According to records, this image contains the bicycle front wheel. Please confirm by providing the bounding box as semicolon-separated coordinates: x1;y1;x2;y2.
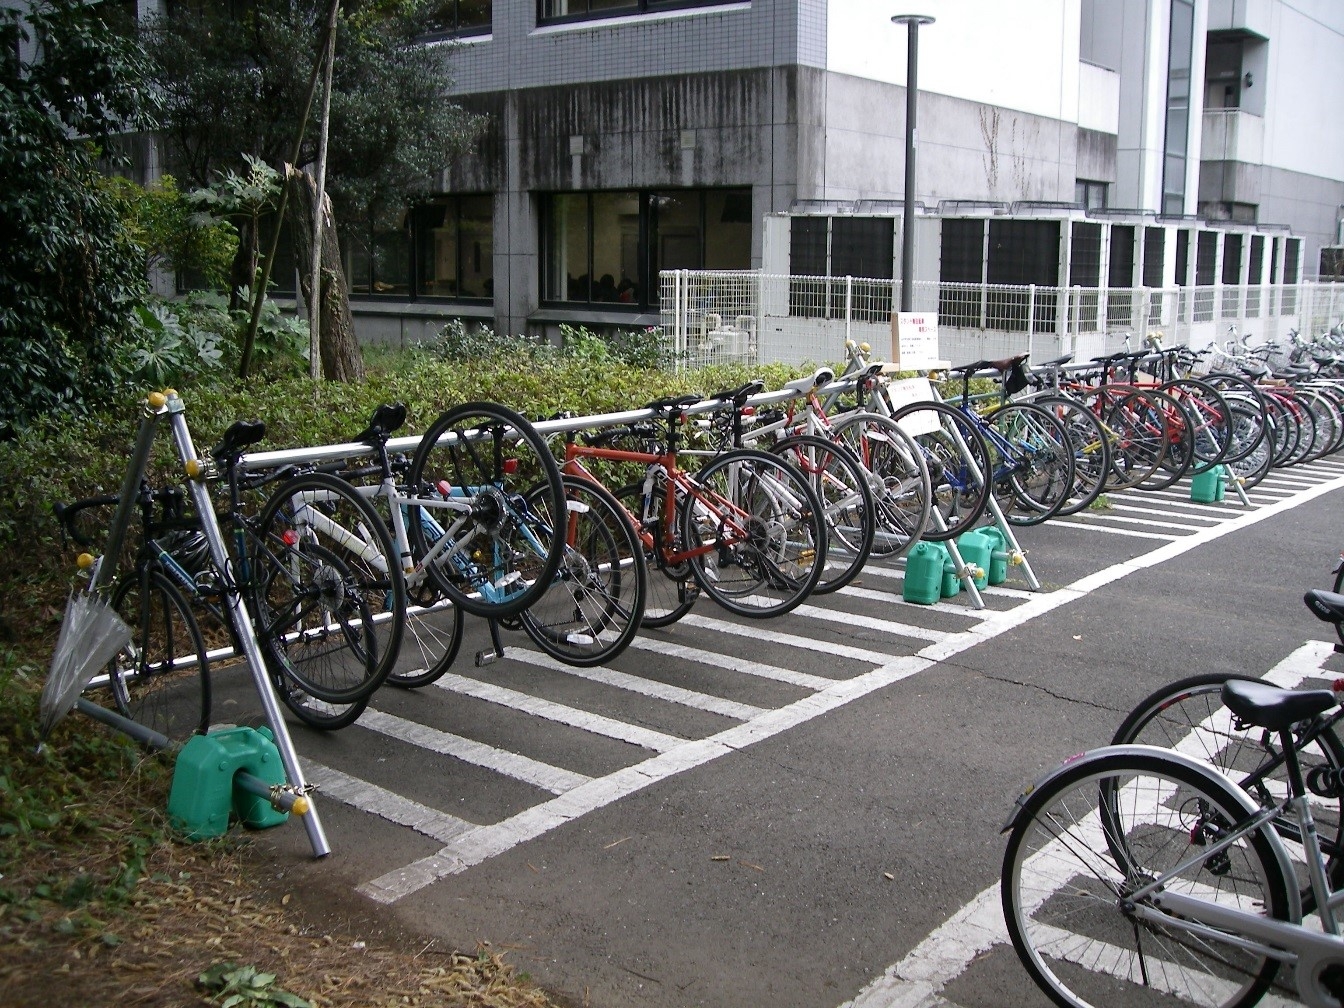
769;433;875;593
681;448;826;618
1002;750;1291;1008
407;402;566;619
614;479;699;628
519;476;647;667
253;470;405;704
828;412;932;560
887;400;991;541
1032;395;1111;516
104;568;211;743
985;401;1075;525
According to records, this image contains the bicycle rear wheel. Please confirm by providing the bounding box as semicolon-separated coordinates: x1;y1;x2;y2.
828;412;932;560
104;568;211;743
1113;671;1344;898
615;480;699;628
769;434;874;593
407;402;566;619
1032;395;1111;516
681;448;826;618
985;401;1075;525
253;471;404;704
1002;750;1290;1008
887;400;991;541
519;476;646;666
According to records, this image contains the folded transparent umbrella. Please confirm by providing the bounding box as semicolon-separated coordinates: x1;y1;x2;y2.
39;591;133;740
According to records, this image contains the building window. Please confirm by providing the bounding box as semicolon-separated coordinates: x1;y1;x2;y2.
1142;227;1166;287
413;195;494;300
1069;222;1102;287
542;187;750;309
538;0;734;26
1161;0;1195;215
346;217;411;297
1074;180;1108;210
424;0;491;37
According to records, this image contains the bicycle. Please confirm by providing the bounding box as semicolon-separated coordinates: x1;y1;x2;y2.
561;393;829;625
1001;589;1344;1008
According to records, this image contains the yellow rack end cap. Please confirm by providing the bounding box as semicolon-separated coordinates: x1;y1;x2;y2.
146;391;167;409
76;553;96;570
291;796;311;816
184;459;204;480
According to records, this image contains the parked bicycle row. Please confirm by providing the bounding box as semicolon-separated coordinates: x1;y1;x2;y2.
56;330;1344;750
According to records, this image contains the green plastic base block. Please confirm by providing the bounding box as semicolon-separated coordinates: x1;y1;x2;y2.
167;725;290;840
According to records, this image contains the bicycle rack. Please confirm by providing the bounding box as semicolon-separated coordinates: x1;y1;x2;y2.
76;390;331;858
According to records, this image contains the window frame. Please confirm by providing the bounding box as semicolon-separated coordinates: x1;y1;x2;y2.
537;0;736;28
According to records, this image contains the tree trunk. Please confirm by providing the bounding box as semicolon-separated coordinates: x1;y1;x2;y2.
227;215;257;314
285;165;364;382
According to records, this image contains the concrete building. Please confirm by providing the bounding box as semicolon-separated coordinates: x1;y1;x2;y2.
273;1;1344;344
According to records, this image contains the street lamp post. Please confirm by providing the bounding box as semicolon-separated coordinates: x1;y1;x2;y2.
892;14;934;313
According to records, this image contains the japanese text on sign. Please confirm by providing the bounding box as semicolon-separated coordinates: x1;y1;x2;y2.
891;312;942;371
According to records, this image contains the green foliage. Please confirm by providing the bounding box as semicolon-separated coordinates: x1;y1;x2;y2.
198;963;313;1008
0;0;161;438
105;175;239;287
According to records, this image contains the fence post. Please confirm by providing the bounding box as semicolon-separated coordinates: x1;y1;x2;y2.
844;275;854;348
1026;283;1035;360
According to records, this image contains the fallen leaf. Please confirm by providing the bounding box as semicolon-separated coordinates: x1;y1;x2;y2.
883;872;894;880
603;836;632;850
710;855;730;862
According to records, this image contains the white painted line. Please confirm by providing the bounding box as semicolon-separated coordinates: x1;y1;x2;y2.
627;636;838;690
1048;520;1180;540
358;472;1344;909
429;672;684;752
840;639;1339;1008
1107;492;1244;515
301;759;478;843
835;584;988;622
787;601;951;643
1101;502;1221;523
1071;510;1211;532
501;646;766;720
355;708;590;794
678;613;897;664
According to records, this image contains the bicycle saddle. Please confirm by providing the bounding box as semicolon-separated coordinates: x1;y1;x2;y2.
782;367;834;394
1305;589;1344;625
1221;678;1337;732
708;379;765;406
353;402;407;445
1034;354;1073;368
211;419;266;461
645;393;703;413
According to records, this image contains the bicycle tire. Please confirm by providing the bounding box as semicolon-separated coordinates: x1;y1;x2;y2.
518;476;647;667
384;583;463;689
1282;392;1319;466
827;412;932;560
1091;389;1167;490
1226;412;1276;491
984;401;1075;525
1295;387;1342;464
271;678;368;731
614;480;699;628
680;448;827;619
1031;395;1111;516
1002;749;1291;1008
1160;378;1234;466
249;530;381;708
769;434;875;594
104;568;211;743
1133;387;1194;489
407;402;566;619
887;399;991;541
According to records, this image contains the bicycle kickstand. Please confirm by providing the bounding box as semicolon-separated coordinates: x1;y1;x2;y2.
476;616;507;667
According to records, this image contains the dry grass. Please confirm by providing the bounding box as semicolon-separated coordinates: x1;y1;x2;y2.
0;663;563;1008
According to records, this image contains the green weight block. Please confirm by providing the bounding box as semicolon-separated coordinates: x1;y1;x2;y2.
167;725;290;840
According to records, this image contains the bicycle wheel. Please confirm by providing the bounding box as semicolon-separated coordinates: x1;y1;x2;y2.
828;412;932;560
1095;390;1167;490
1295;387;1341;464
1226;416;1275;491
1033;396;1111;516
1112;672;1344;898
270;678;368;731
614;480;699;628
1002;749;1291;1008
1161;378;1234;466
985;402;1075;525
1283;393;1319;466
407;402;566;619
1136;388;1194;490
385;583;463;689
104;568;211;743
681;448;826;618
770;434;874;593
887;399;991;541
518;476;646;667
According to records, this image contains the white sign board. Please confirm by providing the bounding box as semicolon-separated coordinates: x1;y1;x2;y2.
884;377;942;437
891;312;942;371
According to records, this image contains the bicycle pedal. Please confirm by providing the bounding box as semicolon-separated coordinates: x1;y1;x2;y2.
475;648;498;667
